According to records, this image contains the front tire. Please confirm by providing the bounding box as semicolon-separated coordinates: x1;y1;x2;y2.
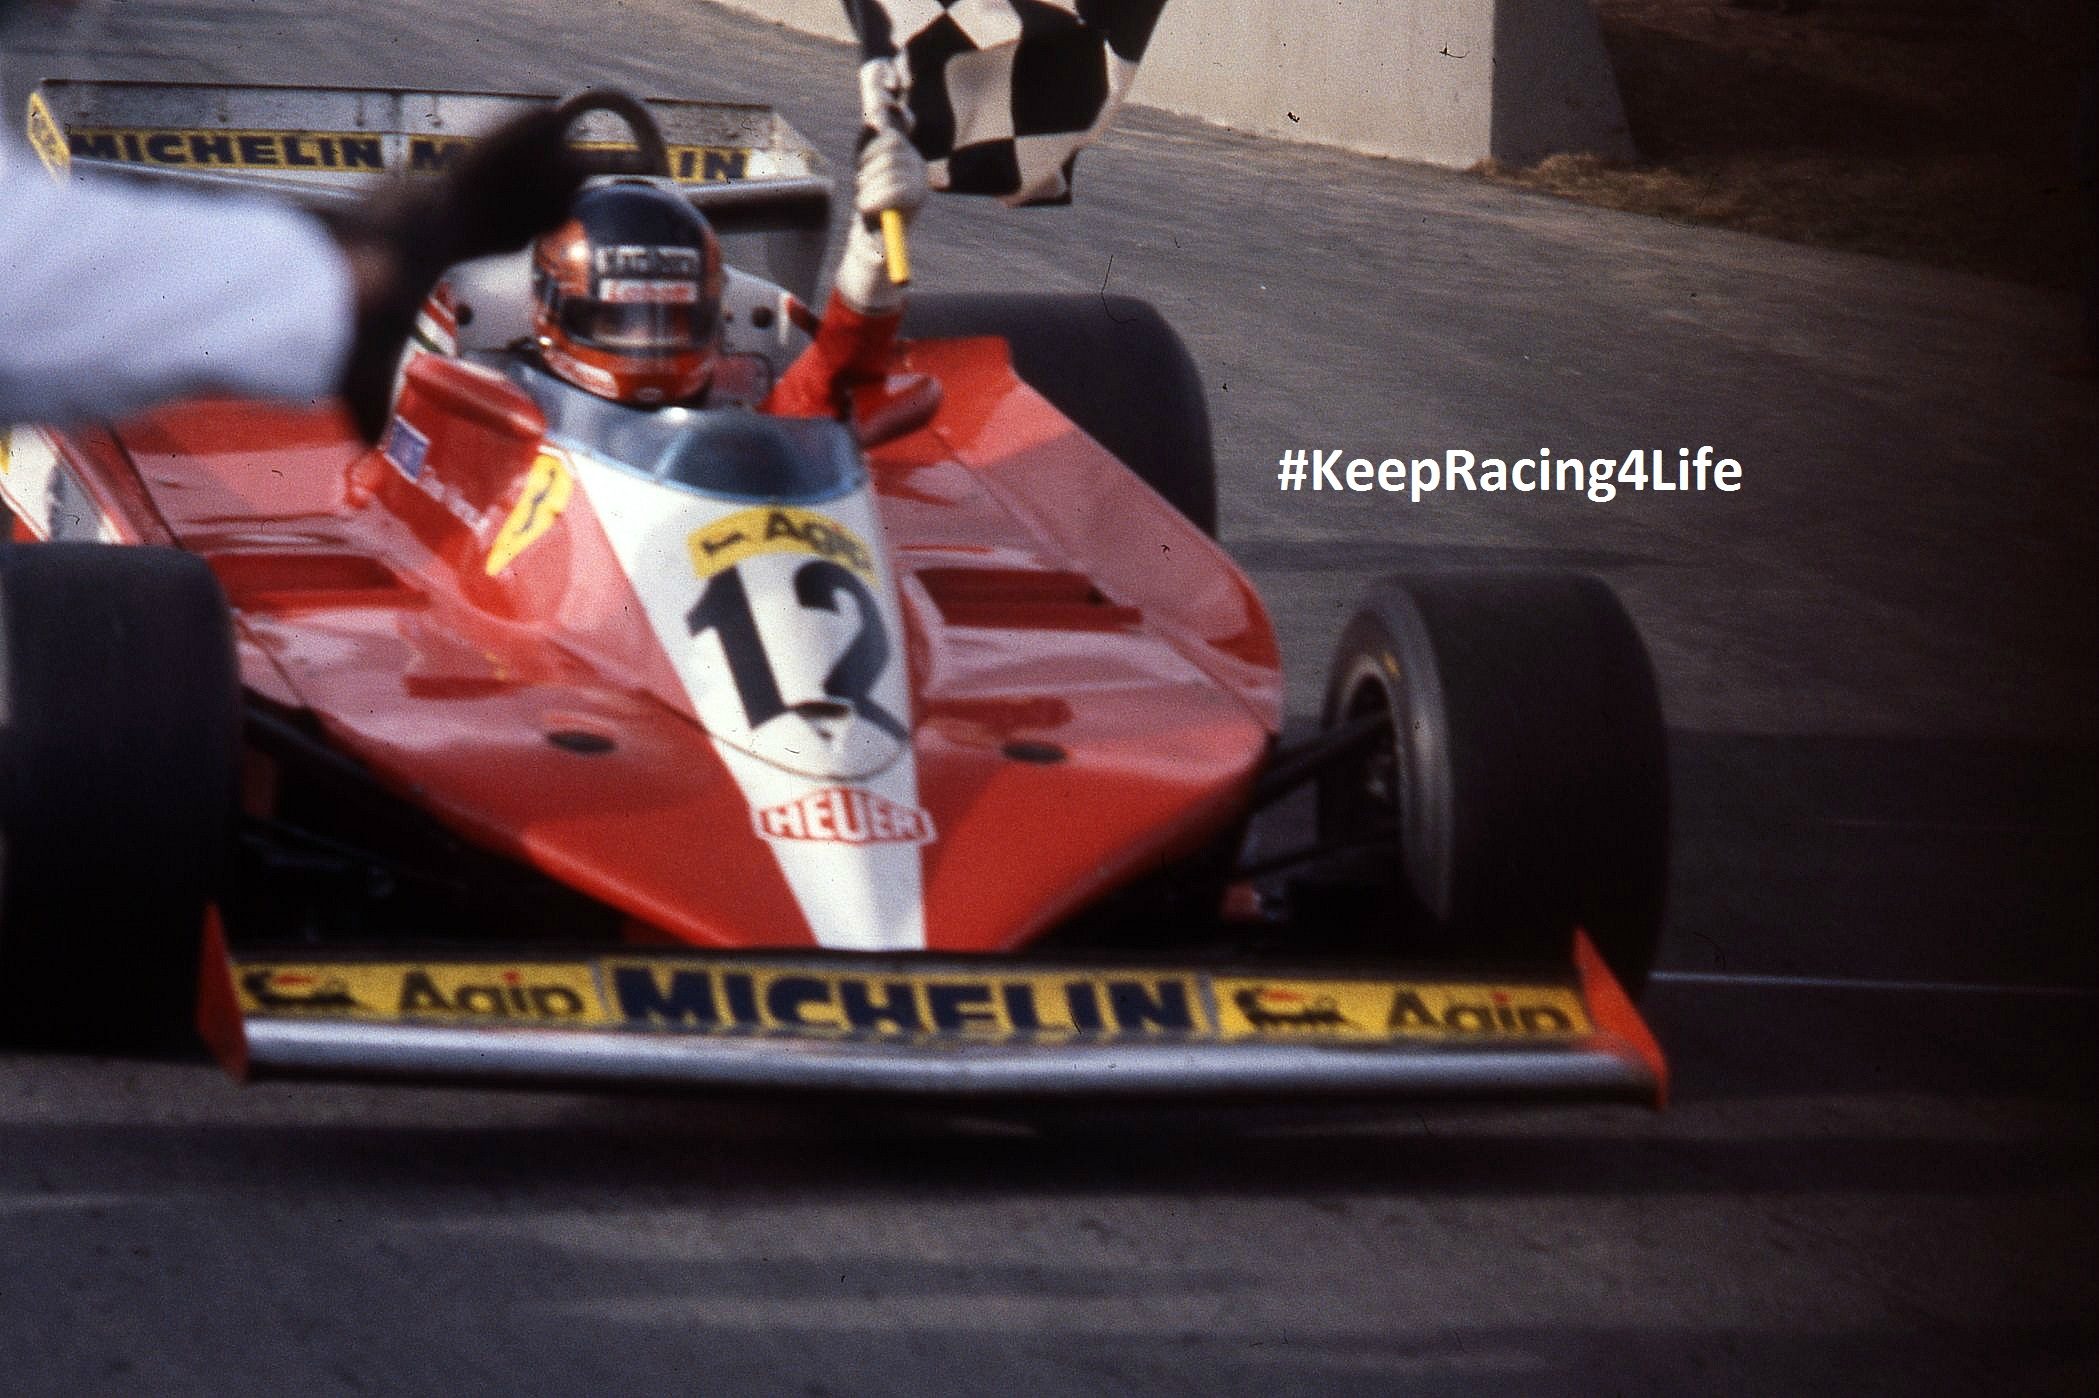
1316;571;1669;994
0;544;241;1049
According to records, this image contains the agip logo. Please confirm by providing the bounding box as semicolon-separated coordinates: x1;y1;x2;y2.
1214;978;1590;1041
1232;985;1352;1032
241;969;363;1012
396;967;598;1020
687;506;876;583
236;962;612;1024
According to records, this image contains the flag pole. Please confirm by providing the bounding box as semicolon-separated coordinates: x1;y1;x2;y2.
880;208;911;285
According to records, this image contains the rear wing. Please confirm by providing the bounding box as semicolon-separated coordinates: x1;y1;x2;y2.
26;80;835;298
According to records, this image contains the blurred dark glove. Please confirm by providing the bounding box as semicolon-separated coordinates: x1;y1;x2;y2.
331;107;587;442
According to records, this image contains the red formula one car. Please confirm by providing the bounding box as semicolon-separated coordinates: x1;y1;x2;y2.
0;83;1669;1104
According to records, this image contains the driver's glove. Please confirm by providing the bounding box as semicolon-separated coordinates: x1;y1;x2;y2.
329;108;587;441
765;66;929;420
833;118;929;317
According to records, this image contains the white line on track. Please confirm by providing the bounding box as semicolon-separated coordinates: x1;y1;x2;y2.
1651;970;2099;999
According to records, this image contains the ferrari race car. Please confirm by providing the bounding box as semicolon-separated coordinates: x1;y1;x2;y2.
0;83;1670;1105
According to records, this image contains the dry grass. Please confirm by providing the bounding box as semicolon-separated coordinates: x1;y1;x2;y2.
1480;0;2098;289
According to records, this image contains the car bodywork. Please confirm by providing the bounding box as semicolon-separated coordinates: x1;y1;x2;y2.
2;82;1667;1105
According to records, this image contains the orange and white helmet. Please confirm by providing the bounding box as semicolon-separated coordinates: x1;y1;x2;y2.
531;181;725;406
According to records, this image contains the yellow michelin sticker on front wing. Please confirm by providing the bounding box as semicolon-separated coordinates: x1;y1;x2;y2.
236;959;1593;1045
607;963;1204;1037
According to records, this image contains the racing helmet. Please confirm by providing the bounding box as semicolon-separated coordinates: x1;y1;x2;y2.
531;181;725;406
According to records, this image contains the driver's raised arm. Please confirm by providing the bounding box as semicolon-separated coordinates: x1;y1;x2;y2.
764;79;930;419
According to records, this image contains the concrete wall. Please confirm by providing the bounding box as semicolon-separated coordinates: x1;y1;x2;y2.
1487;0;1637;165
741;0;852;43
1135;0;1496;169
710;0;1634;169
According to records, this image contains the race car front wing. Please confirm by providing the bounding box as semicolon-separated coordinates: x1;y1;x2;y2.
199;921;1667;1106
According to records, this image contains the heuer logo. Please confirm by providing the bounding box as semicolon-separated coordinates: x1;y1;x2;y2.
753;788;936;846
1234;985;1350;1031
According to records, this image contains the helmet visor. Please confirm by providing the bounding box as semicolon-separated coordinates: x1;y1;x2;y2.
560;278;712;353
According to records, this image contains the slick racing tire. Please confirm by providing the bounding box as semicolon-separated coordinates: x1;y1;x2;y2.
0;544;241;1050
902;293;1218;535
1316;571;1669;995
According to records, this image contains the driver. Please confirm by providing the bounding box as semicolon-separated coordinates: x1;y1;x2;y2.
524;108;929;417
530;179;727;407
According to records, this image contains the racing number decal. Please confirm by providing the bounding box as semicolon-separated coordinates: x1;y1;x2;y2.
795;560;906;739
686;566;786;729
686;558;905;740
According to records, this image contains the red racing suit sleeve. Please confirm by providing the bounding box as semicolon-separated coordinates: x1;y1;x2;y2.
762;291;903;420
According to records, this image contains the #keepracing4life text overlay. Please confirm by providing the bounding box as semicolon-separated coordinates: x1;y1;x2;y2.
1276;447;1743;504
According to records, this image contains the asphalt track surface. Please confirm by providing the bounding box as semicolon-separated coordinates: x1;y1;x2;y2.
4;3;2094;1393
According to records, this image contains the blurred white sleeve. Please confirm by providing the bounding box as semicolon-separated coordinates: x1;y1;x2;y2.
0;139;356;426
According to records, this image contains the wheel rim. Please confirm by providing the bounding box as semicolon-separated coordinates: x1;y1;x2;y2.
1320;659;1402;860
1344;674;1397;825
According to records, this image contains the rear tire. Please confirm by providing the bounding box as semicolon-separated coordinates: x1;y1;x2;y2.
903;293;1218;535
1316;571;1669;994
0;544;241;1049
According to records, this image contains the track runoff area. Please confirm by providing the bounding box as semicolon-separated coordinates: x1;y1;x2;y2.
0;1;2091;1394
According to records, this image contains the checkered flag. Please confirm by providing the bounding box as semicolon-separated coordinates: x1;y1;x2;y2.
843;0;1169;206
